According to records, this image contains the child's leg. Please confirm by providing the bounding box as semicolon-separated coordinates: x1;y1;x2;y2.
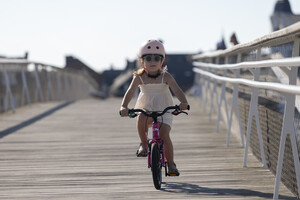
159;123;179;175
158;123;174;163
137;114;152;143
136;114;152;157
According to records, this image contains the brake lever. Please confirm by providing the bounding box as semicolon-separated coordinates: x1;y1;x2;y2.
172;109;188;115
181;111;188;115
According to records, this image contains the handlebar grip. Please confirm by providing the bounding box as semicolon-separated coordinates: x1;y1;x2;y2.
119;110;137;118
187;105;190;110
128;109;139;118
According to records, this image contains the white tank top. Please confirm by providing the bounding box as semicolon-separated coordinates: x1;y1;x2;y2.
135;72;174;111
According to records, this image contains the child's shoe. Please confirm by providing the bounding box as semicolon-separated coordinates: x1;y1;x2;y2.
136;142;147;157
167;163;180;176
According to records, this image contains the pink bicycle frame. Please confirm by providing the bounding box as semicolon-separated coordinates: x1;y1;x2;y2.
147;122;166;168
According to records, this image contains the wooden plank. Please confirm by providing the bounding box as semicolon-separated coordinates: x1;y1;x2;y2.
0;97;296;199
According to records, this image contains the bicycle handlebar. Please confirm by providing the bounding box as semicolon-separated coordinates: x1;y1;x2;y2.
119;105;190;118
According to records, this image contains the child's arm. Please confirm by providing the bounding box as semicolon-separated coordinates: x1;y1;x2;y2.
120;75;140;117
165;72;189;110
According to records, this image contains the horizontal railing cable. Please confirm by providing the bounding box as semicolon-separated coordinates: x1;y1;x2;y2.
193;68;300;95
193;56;300;70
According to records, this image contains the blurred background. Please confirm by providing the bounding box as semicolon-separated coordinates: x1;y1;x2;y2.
1;0;300;97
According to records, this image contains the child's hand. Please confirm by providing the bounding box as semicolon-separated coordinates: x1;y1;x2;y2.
120;106;129;117
179;103;189;110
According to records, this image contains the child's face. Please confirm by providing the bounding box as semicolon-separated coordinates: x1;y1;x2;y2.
141;54;163;73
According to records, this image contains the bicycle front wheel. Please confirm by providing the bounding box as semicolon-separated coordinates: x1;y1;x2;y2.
151;143;162;189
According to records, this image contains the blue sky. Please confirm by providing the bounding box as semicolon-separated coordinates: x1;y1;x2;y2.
1;0;300;72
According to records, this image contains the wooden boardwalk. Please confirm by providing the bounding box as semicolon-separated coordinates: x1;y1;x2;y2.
0;97;297;199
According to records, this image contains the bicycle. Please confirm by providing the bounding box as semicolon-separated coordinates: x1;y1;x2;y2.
121;105;189;189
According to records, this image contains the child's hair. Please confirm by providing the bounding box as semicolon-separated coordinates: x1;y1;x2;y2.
134;68;145;76
134;65;167;77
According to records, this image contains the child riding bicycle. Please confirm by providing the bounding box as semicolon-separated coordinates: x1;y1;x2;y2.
119;39;189;175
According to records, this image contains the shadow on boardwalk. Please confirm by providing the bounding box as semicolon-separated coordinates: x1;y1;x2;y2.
161;182;297;199
0;101;74;139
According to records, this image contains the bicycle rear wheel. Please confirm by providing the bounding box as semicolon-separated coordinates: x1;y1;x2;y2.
151;143;162;189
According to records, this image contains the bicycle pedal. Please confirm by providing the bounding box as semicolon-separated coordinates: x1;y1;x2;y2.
167;173;180;177
169;174;177;176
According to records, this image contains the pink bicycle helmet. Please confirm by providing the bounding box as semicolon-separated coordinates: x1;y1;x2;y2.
139;39;166;58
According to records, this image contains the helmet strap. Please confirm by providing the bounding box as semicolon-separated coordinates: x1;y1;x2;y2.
142;66;160;79
147;72;161;79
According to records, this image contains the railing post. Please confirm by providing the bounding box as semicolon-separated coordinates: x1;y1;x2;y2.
209;68;219;121
217;57;229;133
199;73;204;104
63;71;70;100
34;64;44;102
56;70;62;100
203;72;211;113
71;74;77;100
194;72;203;102
273;37;300;200
243;48;267;168
21;64;30;106
46;66;54;101
3;65;15;112
227;54;245;147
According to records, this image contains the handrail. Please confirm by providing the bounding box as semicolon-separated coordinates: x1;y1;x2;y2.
0;59;29;64
0;59;78;72
192;22;300;200
193;56;300;70
0;58;97;113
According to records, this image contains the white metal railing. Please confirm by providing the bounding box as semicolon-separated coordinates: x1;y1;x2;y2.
192;22;300;199
0;59;96;113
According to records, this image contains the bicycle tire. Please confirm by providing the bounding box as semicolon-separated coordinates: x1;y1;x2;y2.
151;143;162;189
